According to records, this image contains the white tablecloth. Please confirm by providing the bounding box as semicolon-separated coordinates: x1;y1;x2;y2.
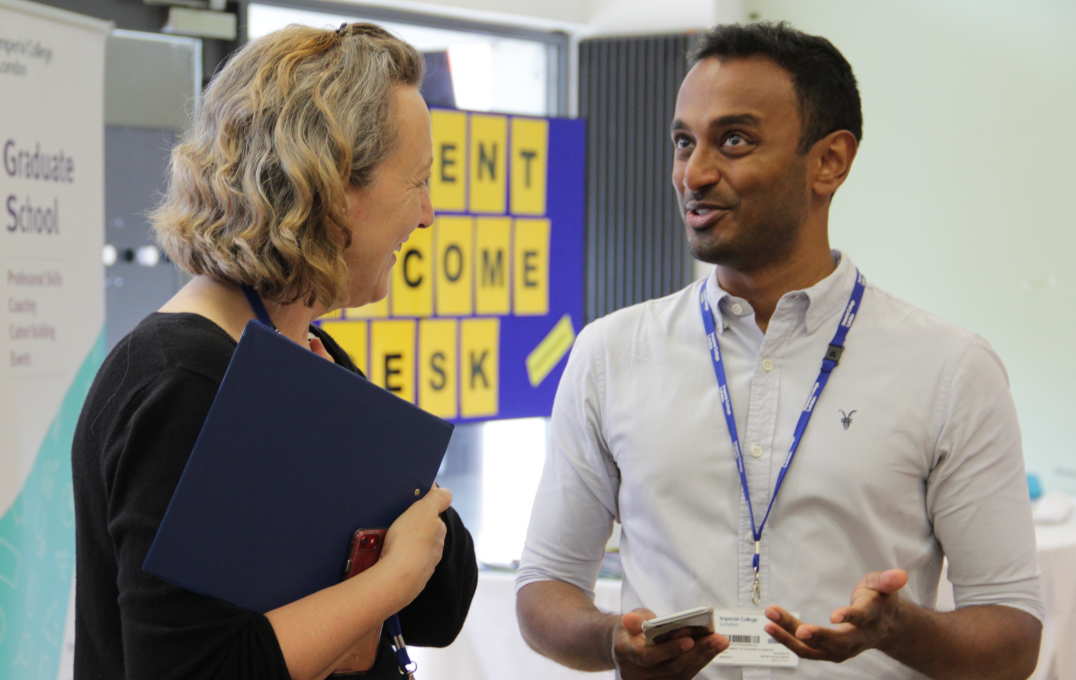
413;515;1076;680
1031;513;1076;679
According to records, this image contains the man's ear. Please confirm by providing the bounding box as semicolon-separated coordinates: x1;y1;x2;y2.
810;130;858;199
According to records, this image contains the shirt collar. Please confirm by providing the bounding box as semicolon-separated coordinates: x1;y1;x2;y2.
704;272;732;333
703;250;858;336
800;251;857;335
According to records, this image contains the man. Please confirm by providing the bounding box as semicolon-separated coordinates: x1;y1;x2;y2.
515;22;1042;680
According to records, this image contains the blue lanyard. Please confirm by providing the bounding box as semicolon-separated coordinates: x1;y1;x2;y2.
241;285;277;330
387;615;417;678
697;269;865;605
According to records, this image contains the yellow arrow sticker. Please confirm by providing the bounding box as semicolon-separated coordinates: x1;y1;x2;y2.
526;314;576;387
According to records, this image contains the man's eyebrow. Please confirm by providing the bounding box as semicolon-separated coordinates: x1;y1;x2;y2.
711;113;761;129
671;113;761;134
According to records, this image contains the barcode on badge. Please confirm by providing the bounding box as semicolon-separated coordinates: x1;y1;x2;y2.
729;635;761;644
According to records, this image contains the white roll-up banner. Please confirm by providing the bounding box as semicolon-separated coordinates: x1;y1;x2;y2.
0;1;109;676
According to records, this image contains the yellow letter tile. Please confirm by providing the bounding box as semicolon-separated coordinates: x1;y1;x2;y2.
511;117;548;215
460;318;499;418
370;320;416;403
391;226;434;318
419;319;458;419
319;320;368;374
434;216;474;317
432;109;468;212
475;217;511;315
513;218;550;316
469;114;508;214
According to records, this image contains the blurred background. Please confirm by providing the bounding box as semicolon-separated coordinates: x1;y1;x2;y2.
3;1;1074;678
30;0;1076;568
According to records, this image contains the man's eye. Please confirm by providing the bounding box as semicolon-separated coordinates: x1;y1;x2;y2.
723;133;749;148
672;135;693;150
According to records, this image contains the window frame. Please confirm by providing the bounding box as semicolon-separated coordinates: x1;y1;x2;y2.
240;0;571;116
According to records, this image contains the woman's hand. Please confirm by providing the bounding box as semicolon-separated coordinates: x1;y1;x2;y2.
380;486;452;603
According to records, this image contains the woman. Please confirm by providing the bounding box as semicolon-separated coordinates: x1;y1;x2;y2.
72;23;477;680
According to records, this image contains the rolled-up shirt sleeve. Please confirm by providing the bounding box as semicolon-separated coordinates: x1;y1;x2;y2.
927;336;1044;622
516;321;621;601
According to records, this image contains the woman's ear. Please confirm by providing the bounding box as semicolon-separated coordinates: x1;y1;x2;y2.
810;130;858;200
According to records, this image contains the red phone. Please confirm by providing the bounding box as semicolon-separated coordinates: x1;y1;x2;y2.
344;528;386;579
337;528;388;673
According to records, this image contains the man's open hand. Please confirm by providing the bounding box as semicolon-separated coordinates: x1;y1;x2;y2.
763;569;908;663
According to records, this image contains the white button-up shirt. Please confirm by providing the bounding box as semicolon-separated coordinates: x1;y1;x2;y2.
518;253;1042;679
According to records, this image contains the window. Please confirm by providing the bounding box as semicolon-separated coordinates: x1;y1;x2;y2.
246;2;567;116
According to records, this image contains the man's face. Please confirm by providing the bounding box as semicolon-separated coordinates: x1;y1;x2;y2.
671;56;810;271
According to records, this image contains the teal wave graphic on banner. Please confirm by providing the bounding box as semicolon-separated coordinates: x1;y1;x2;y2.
0;331;106;679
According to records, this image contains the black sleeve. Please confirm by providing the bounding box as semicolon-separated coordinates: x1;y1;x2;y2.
395;507;478;647
106;369;291;680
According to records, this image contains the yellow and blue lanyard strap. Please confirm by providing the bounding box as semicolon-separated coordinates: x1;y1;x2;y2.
244;284;417;677
697;270;866;604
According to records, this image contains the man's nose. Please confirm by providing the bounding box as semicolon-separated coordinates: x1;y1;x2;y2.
681;147;721;194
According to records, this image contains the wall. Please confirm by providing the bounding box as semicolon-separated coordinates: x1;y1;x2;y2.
748;0;1076;492
585;0;723;35
28;0;167;30
31;0;235;82
306;0;590;29
316;0;736;34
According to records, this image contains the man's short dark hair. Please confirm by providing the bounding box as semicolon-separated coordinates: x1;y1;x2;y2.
689;22;862;153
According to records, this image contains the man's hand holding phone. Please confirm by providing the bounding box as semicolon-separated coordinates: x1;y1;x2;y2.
611;607;729;679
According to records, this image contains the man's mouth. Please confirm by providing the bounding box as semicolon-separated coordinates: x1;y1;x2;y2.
684;203;730;230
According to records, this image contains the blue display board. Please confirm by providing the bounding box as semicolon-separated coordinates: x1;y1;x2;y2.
318;109;585;423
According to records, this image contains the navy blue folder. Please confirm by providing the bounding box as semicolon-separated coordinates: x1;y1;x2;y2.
143;319;454;613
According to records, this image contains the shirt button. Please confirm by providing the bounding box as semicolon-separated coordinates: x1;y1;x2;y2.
750;443;763;458
762;358;774;372
731;302;744;315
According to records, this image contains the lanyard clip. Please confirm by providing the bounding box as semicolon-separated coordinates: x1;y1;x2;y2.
387;615;416;678
821;344;844;373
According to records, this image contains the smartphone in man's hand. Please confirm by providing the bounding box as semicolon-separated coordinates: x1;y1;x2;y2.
642;606;715;644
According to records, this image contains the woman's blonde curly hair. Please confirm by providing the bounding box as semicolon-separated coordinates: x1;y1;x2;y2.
152;23;423;308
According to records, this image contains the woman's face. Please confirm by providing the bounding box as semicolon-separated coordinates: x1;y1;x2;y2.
342;85;434;308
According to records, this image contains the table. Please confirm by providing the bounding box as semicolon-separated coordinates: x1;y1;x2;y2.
409;571;619;680
413;513;1076;680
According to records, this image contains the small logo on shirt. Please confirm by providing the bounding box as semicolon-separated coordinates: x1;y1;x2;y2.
839;410;857;430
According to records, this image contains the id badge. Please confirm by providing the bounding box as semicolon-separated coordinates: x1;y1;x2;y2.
711;609;798;668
